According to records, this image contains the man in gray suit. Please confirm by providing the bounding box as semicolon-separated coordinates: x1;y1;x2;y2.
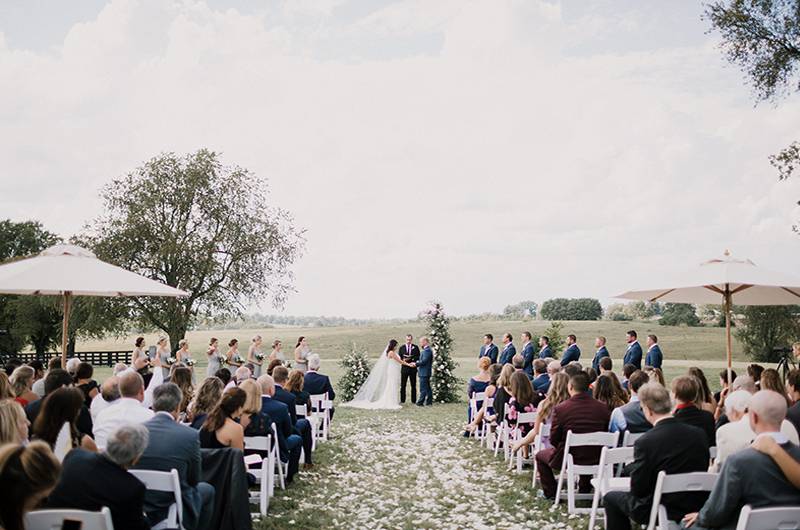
135;383;215;530
683;390;800;530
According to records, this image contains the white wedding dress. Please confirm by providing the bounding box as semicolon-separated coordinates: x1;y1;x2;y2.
343;349;402;410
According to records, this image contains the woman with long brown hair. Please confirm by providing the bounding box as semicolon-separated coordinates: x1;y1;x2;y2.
0;441;61;530
761;368;792;406
188;376;225;429
32;387;96;453
171;366;194;418
512;372;570;452
594;373;627;412
294;336;310;374
285;369;311;411
688;366;717;413
200;387;247;450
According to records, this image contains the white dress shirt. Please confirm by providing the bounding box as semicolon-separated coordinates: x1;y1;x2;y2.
90;393;113;422
715;416;799;470
93;397;154;450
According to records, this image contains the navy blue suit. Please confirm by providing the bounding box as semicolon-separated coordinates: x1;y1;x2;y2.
304;370;336;420
274;384;313;464
499;343;516;365
592;346;610;373
624;341;643;369
260;396;302;482
560;344;581;366
521;342;535;376
645;344;663;369
538;345;553;359
416;346;433;406
479;344;498;364
533;373;550;394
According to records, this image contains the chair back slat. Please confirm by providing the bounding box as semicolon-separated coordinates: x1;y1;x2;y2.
622;430;645;447
647;471;718;530
515;412;537;424
244;435;271;451
735;504;800;530
25;507;114;530
566;430;619;449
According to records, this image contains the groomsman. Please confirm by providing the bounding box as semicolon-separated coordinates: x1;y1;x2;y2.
478;334;498;364
645;334;663;369
399;334;420;404
520;332;535;377
499;333;516;365
624;330;643;369
560;334;581;366
416;337;433;406
592;336;610;373
538;336;553;359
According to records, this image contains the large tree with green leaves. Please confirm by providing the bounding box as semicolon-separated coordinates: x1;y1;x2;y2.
82;149;304;349
734;305;800;361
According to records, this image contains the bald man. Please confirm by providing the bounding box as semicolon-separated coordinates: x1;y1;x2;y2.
684;390;800;529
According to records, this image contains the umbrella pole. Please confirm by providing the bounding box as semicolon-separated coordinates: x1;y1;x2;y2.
61;292;72;369
724;286;732;388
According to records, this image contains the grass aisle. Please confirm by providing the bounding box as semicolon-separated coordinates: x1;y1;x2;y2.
255;404;589;530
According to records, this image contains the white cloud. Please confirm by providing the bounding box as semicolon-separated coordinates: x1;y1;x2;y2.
1;0;799;318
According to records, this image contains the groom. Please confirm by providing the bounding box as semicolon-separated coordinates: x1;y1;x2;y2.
399;334;420;404
416;337;433;406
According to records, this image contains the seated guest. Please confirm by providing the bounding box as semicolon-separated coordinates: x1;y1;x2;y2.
714;390;798;470
511;354;526;373
466;357;492;426
285;369;311;412
266;359;282;377
188;376;224;429
714;368;738;404
751;434;800;488
609;370;652;434
532;359;550;394
256;374;302;483
74;362;99;409
604;383;710;530
464;364;502;433
304;353;336;420
534;372;610;500
747;363;764;389
598;356;613;375
671;376;715;447
643;366;665;387
563;362;582;377
594;373;627;413
240;379;274;440
0;441;61;530
0;400;29;444
200;387;246;450
9;366;39;407
33;387;97;452
171;366;194;418
787;369;800;435
94;370;153;450
0;371;15;400
592;336;610;373
760;368;792;406
273;366;313;468
31;358;60;398
688;367;717;414
716;374;758;429
585;367;598;389
506;371;536;438
47;424;151;530
214;367;232;386
621;363;636;391
90;376;119;421
234;366;251;385
136;383;215;530
24;368;92;439
560;334;581;366
66;357;82;378
683;390;800;529
644;334;662;370
513;372;570;453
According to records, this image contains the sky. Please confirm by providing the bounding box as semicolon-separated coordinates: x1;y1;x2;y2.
2;0;800;319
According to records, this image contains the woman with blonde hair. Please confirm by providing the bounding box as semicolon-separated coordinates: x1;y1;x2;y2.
285;369;311;411
512;372;570;452
0;372;15;400
0;400;29;445
247;335;265;378
156;336;171;378
9;366;38;407
188;376;225;429
240;379;270;438
176;339;196;383
0;441;62;530
644;366;665;386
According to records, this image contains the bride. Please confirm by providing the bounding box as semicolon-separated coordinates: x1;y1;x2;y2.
344;339;414;410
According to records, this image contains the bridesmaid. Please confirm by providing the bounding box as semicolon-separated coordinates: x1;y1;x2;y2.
131;337;150;375
155;336;171;379
206;337;221;378
294;336;310;374
247;335;264;378
176;339;196;384
225;339;243;368
268;339;285;364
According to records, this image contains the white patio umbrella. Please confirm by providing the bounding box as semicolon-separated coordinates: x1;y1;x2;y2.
0;244;188;367
616;250;800;382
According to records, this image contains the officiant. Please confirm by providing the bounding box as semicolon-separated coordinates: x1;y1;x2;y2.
400;334;420;404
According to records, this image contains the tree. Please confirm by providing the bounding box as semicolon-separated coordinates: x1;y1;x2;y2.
420;301;459;403
0;220;59;355
83;150;305;350
540;298;603;320
659;303;701;327
735;305;800;361
543;321;565;355
605;303;633;321
502;300;538;319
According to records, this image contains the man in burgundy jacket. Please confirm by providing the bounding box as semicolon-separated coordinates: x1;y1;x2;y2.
535;371;611;499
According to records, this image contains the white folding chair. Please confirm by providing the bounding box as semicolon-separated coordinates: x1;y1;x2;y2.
554;430;620;514
531;423;551;489
622;430;645;447
708;445;718;467
588;446;635;530
646;471;719;530
243;436;274;515
735;504;800;530
129;468;183;530
310;394;332;441
468;392;486;439
479;395;497;448
246;429;287;491
26;507;114;530
510;412;538;473
493;408;513;458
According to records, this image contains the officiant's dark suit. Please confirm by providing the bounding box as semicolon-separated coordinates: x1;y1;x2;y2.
400;342;420;404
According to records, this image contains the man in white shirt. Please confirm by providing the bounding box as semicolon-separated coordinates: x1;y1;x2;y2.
90;376;120;421
714;389;799;470
93;371;154;450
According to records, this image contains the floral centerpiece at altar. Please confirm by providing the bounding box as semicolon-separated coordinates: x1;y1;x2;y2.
338;346;373;402
419;301;460;403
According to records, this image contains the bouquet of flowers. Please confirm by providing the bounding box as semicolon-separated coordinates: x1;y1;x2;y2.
166;356;177;366
185;358;196;367
255;353;265;361
226;354;245;365
217;353;226;364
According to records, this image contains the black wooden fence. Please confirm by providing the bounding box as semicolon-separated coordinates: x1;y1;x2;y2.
1;351;130;367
